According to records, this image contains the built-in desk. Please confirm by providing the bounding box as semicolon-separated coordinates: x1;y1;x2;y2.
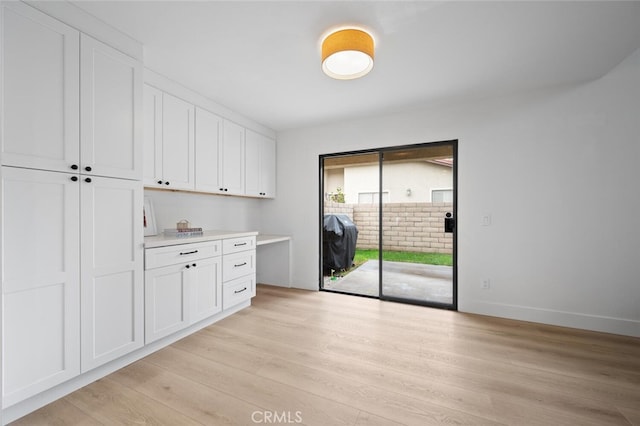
256;234;291;287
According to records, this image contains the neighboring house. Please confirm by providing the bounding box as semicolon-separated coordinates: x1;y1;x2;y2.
325;159;453;204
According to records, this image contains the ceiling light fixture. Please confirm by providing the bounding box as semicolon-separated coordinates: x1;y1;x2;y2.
321;28;374;80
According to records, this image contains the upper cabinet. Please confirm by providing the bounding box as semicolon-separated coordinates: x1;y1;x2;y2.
80;35;142;180
194;107;222;193
220;120;246;195
1;2;80;172
143;85;195;190
144;85;275;198
245;130;276;198
0;3;142;180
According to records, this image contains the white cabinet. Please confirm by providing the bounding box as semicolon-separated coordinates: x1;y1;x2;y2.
144;241;222;343
80;177;144;372
1;167;81;407
245;130;276;198
0;4;141;180
0;168;144;404
0;1;80;173
194;107;223;193
80;35;143;180
143;86;195;190
0;0;144;408
143;85;164;186
220;120;246;195
222;236;256;310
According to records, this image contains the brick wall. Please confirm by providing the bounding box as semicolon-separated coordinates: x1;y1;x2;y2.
324;202;453;254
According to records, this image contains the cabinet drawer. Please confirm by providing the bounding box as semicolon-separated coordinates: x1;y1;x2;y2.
222;236;256;254
222;250;256;282
223;274;255;310
145;240;221;269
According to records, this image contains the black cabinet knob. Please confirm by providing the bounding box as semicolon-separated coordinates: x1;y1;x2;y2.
71;176;78;182
85;177;92;183
224;188;228;192
157;180;163;185
165;181;170;185
70;164;79;170
185;264;190;269
192;263;196;267
219;188;224;191
85;166;92;172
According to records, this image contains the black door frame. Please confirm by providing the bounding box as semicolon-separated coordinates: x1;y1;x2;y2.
319;140;458;311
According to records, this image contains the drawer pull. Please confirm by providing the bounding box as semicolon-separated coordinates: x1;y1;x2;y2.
234;242;247;247
180;250;199;255
234;287;247;294
234;262;247;268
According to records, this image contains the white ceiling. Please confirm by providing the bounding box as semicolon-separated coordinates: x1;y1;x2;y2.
69;1;640;132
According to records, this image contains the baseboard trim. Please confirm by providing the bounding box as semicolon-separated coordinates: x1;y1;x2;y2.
460;300;640;337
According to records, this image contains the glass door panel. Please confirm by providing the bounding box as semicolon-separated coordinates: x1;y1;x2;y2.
321;152;380;297
380;144;455;308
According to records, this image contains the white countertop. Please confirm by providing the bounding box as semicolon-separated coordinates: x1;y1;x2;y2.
256;234;291;246
144;230;259;249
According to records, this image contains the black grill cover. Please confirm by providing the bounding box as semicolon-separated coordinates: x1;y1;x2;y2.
323;214;358;272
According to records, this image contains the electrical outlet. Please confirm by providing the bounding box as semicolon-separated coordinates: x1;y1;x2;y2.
481;278;491;289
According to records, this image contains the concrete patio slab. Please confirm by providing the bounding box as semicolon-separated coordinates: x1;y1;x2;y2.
324;260;453;305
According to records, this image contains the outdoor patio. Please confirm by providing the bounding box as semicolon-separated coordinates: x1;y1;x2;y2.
323;260;453;305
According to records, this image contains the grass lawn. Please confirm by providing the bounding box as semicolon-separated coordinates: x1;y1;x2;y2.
353;249;452;267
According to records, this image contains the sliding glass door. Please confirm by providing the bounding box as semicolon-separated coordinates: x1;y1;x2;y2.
320;141;456;310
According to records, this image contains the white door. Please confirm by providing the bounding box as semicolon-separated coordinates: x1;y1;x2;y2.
190;256;222;324
245;130;276;198
80;34;142;180
0;2;79;173
144;263;190;343
1;167;80;407
221;120;245;195
260;136;276;198
80;176;144;372
194;107;223;193
143;84;164;187
244;130;261;197
162;93;195;190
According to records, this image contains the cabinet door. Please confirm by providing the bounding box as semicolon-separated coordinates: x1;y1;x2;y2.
162;93;195;190
80;34;142;180
245;130;276;198
0;2;79;173
221;120;245;195
190;256;222;324
143;84;164;187
80;176;144;372
260;136;276;198
144;263;190;344
1;167;80;407
194;107;223;193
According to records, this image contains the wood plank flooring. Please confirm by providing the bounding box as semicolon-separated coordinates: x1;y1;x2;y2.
13;285;640;425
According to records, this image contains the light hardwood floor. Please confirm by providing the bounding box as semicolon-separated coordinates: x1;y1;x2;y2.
13;285;640;425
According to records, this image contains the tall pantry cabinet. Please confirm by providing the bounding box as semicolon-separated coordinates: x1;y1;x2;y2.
0;1;144;408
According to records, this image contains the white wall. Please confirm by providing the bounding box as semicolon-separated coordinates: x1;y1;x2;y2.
344;162;452;203
263;48;640;337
